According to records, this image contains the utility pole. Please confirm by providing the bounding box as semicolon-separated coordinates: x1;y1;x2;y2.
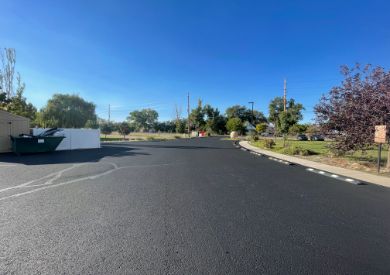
248;101;254;124
187;92;190;137
283;78;287;112
108;104;111;123
283;78;287;148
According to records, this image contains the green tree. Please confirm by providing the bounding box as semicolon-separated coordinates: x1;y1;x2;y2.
5;74;37;121
226;118;244;133
117;122;132;138
85;119;99;129
155;121;176;132
190;99;206;130
256;122;268;134
203;104;226;134
269;97;304;135
100;122;113;138
127;108;158;131
40;94;97;128
225;105;267;125
288;124;308;135
175;119;186;134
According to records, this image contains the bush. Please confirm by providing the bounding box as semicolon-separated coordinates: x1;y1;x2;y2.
174;135;182;139
146;136;155;141
263;139;275;149
280;145;316;156
250;133;259;141
256;123;268;134
226;118;244;133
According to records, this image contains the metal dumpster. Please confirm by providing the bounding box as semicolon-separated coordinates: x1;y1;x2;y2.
10;135;64;154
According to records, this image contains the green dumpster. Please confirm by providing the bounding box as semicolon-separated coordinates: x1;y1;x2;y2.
10;136;65;154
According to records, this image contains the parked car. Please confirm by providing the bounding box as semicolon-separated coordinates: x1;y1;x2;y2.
296;134;308;141
310;134;324;141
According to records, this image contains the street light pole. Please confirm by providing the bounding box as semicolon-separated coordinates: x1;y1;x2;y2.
248;101;254;124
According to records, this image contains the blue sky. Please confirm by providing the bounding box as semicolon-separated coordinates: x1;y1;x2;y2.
1;0;390;122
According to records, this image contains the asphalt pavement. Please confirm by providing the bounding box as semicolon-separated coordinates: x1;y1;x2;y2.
0;137;389;274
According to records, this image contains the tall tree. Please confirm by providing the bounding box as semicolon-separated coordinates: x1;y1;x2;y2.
41;94;97;128
269;97;304;135
315;64;390;164
225;105;266;125
0;48;16;99
6;74;37;121
190;99;205;130
127;108;158;131
203;104;226;134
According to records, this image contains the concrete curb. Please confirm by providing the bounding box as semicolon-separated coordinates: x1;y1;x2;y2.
237;140;390;188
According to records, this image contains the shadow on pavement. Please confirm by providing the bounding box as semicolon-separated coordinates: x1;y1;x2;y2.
121;143;234;150
0;144;149;165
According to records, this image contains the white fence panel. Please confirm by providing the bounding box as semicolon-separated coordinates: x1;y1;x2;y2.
32;128;100;151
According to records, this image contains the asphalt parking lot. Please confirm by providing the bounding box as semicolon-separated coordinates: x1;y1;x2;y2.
1;137;390;274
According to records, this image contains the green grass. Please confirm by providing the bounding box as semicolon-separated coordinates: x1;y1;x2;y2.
100;137;124;142
250;138;388;163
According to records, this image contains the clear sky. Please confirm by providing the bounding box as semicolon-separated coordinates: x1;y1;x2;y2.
1;0;390;122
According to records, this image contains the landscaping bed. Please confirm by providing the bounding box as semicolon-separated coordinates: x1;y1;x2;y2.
250;138;389;176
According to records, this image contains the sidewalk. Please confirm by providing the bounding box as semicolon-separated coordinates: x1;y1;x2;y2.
240;141;390;188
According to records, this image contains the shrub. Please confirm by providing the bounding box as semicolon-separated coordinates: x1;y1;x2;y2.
263;139;275;149
255;123;268;134
226;118;244;133
280;145;316;156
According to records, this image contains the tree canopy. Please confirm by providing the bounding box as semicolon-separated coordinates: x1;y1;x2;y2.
268;97;304;135
127;108;158;131
40;94;97;128
225;105;267;125
315;64;390;153
226;117;244;133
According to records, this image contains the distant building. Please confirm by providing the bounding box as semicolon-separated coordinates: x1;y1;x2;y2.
244;121;256;135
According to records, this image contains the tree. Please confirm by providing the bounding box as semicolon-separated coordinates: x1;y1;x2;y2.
175;119;187;133
288;124;308;135
225;105;267;125
306;124;320;135
85;119;99;129
0;92;9;109
315;64;390;164
0;48;16;99
40;94;97;128
256;122;268;134
203;104;226;134
0;48;37;120
5;74;37;121
226;105;247;120
269;97;304;135
100;122;113;138
117;122;132;138
190;99;206;130
155;121;176;132
226;118;244;133
127;108;158;131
